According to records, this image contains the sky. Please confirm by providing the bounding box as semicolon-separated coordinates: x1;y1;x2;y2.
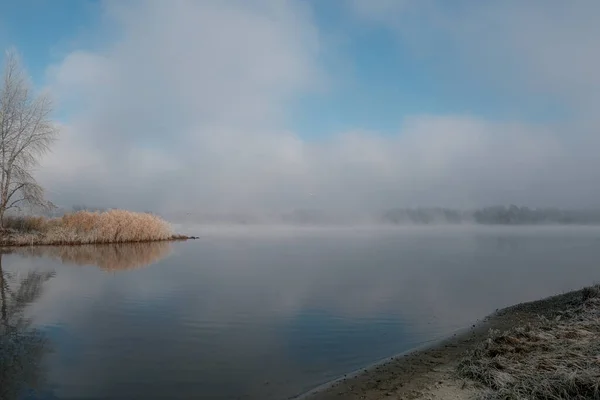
1;0;600;214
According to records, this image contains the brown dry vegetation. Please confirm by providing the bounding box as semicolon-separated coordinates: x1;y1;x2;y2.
12;242;173;271
458;285;600;400
0;210;180;246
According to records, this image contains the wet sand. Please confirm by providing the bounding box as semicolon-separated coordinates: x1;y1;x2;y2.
306;287;593;400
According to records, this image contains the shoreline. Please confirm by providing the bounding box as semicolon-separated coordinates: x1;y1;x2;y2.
294;328;471;400
0;234;198;248
304;285;599;400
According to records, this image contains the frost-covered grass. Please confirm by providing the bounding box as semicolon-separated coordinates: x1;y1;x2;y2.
458;285;600;400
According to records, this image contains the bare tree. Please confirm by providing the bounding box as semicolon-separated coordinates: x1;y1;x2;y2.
0;49;58;228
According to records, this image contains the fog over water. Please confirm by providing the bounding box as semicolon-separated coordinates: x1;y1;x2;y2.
3;226;600;399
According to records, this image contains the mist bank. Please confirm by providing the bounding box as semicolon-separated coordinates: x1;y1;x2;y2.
161;205;600;226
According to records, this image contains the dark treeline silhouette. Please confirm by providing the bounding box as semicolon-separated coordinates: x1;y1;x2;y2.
382;205;600;225
169;205;600;225
381;208;470;224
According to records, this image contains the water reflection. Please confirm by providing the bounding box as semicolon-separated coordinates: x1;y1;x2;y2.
0;253;54;400
3;227;600;400
11;241;173;271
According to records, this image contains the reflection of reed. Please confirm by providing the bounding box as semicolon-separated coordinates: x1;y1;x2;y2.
14;242;173;271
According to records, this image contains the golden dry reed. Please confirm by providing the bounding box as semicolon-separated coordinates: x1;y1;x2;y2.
1;210;175;246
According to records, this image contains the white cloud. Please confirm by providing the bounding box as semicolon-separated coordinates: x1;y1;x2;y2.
37;0;600;214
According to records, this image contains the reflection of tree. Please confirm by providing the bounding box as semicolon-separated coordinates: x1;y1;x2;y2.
12;241;173;271
0;253;54;400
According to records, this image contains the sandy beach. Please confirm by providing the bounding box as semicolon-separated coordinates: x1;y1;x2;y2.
307;285;600;400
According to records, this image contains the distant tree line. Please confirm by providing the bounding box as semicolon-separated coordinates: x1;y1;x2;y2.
381;208;470;224
381;205;600;225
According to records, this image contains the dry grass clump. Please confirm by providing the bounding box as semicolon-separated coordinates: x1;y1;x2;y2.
14;242;173;271
58;210;173;243
1;210;175;246
457;285;600;400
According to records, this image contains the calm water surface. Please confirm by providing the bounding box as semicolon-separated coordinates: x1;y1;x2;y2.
2;226;600;400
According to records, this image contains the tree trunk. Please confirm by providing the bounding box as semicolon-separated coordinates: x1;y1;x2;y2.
0;254;8;328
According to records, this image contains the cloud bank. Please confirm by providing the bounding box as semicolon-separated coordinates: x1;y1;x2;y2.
37;0;600;214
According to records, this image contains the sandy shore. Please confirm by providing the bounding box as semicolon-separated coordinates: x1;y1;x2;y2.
306;285;600;400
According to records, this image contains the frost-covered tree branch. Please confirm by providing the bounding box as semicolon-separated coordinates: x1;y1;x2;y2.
0;49;58;227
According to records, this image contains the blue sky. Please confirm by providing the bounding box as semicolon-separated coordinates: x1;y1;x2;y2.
1;0;568;138
0;1;100;82
1;1;599;212
293;1;569;137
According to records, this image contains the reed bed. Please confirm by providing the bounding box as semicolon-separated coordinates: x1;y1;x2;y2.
457;285;600;400
1;210;176;246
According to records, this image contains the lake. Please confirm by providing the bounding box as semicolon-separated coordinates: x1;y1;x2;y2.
2;225;600;400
